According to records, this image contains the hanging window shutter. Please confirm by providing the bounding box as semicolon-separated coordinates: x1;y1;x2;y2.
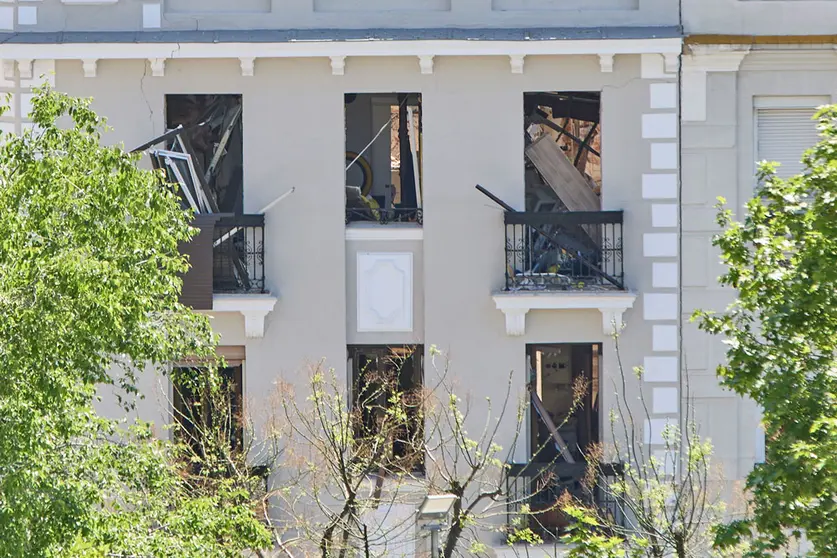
756;107;820;179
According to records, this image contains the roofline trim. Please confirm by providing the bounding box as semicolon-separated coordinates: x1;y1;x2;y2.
0;37;682;62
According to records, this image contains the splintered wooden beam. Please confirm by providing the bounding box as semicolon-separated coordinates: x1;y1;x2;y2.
529;383;576;464
525;135;600;212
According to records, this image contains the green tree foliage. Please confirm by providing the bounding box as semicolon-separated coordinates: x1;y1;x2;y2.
0;88;270;556
558;337;727;558
696;106;837;555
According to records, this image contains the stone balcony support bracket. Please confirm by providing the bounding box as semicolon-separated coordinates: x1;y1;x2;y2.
211;293;278;338
492;291;638;337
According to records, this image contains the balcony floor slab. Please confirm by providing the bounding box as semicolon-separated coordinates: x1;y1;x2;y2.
492;290;637;336
209;293;278;338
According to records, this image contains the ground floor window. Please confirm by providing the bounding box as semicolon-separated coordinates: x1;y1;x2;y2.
348;345;424;473
172;364;244;459
523;343;604;536
528;343;600;463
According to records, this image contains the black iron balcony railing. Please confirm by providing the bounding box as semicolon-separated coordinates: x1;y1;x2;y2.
345;207;422;225
213;214;266;294
180;213;265;310
505;461;625;541
504;211;624;291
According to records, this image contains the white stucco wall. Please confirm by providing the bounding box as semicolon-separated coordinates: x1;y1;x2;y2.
45;51;679;471
681;46;837;483
684;0;837;36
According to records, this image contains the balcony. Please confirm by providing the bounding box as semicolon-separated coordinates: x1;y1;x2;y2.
505;461;625;542
493;210;635;336
181;213;276;338
504;210;624;292
212;214;266;294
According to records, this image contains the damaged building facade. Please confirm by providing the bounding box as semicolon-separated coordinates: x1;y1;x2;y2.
0;0;826;554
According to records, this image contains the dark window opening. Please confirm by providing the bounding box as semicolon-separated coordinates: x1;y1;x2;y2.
518;343;614;537
528;343;600;463
345;93;423;225
172;365;244;469
524;92;601;213
348;345;424;473
163;94;244;214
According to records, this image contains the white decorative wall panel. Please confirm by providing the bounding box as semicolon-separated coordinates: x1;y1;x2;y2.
357;253;413;332
642;173;677;199
142;3;161;28
651;143;678;169
643;293;678;320
652;262;678;288
652;387;679;414
17;6;36;25
0;6;13;30
643;356;678;382
642;113;678;139
315;0;450;12
649;83;677;109
652;325;678;352
651;203;678;228
643;233;678;257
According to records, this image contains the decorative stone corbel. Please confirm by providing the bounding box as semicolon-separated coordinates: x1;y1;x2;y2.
418;55;434;75
502;308;529;336
509;54;525;74
16;59;33;80
598;54;614;73
242;309;272;338
239;57;255;77
212;294;278;339
330;56;346;76
601;308;629;335
663;53;679;74
82;59;98;78
2;60;15;81
149;58;166;77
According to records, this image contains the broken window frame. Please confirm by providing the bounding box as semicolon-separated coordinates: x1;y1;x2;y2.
136;95;270;298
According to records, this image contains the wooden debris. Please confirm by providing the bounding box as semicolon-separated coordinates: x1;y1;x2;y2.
525;135;600;212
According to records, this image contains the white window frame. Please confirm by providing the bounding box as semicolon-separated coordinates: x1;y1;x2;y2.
752;95;831;181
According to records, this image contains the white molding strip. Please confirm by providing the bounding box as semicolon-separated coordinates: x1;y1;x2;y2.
345;224;423;241
0;38;682;62
492;291;637;336
211;293;278;338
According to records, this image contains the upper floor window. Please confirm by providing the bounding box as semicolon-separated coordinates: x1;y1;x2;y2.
524;91;602;213
163;94;244;214
502;92;624;291
755;96;828;180
345;93;423;226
